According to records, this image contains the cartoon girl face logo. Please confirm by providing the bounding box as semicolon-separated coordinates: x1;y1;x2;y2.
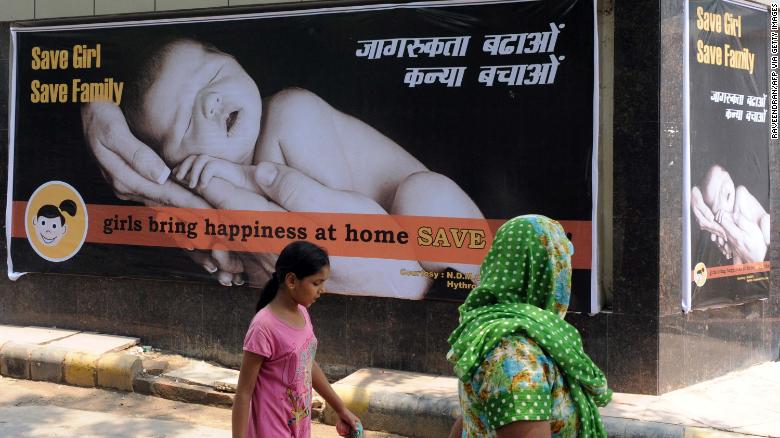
33;200;77;246
25;182;88;262
693;262;708;287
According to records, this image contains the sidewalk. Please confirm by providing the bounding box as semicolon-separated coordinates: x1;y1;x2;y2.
0;405;230;437
1;324;777;437
601;362;780;437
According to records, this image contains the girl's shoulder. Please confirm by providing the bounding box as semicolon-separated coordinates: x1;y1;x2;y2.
245;309;273;338
250;307;273;326
298;304;312;325
250;305;312;332
248;308;283;334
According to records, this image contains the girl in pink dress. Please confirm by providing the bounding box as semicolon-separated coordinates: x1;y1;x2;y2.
232;241;361;438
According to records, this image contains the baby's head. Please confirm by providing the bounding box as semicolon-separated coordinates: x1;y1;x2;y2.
701;165;735;214
122;38;262;167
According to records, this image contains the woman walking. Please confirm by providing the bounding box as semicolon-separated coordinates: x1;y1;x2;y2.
447;215;611;437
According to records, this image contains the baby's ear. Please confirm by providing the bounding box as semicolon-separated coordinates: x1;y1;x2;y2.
32;217;37;225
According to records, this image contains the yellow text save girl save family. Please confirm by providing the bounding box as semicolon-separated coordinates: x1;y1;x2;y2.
29;44;124;105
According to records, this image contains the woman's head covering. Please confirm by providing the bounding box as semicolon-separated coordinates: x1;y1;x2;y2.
447;215;611;438
459;214;573;318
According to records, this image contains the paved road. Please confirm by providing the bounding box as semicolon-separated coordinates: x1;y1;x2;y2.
0;376;403;437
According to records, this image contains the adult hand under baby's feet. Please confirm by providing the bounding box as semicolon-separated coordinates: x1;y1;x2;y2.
710;233;732;260
187;248;245;286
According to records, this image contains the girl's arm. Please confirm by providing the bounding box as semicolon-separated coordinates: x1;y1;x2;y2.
232;351;264;438
312;361;361;435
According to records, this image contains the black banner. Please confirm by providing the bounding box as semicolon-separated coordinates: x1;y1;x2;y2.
8;0;597;309
687;0;770;310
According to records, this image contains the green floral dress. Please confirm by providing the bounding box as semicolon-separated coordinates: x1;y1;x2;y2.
458;335;580;438
448;216;611;438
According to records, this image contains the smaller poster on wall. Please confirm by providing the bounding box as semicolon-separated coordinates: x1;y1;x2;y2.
684;0;770;311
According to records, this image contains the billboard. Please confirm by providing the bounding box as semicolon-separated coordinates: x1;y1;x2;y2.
7;0;598;310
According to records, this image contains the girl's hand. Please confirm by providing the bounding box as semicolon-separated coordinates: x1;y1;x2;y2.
335;409;361;437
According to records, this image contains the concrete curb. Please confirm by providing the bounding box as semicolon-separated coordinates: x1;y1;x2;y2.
133;375;234;408
683;426;766;438
0;335;232;408
0;342;36;379
97;352;142;391
603;417;768;438
316;368;772;438
321;377;459;438
30;345;68;383
0;342;143;393
63;351;101;387
604;417;685;438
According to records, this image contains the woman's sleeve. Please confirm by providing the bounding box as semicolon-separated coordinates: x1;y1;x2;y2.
243;320;274;359
477;338;554;429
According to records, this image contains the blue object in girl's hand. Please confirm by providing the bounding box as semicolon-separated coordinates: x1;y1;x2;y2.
348;420;364;438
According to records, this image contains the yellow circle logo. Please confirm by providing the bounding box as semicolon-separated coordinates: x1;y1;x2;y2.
24;181;88;262
693;262;708;287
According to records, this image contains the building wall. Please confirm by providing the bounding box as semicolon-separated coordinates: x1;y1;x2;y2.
656;0;780;392
0;0;312;21
1;0;778;394
0;0;603;383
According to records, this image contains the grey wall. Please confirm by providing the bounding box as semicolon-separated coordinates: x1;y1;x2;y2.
656;0;780;393
0;0;317;22
0;1;618;388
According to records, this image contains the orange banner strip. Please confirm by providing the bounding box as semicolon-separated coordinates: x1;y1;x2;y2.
12;202;592;268
695;261;771;280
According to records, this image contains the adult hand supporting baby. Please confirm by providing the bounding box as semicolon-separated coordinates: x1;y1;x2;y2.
252;162;387;214
82;102;246;285
690;186;732;259
83;102;175;202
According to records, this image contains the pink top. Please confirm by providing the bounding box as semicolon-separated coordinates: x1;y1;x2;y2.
243;305;318;438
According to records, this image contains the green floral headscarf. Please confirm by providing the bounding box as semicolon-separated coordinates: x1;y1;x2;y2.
447;215;611;438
